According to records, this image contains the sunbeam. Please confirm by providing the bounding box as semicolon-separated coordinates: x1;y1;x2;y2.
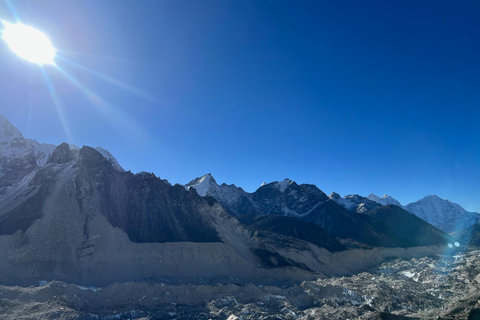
57;49;142;64
5;0;19;21
55;65;149;143
56;54;155;101
55;65;111;114
41;68;73;143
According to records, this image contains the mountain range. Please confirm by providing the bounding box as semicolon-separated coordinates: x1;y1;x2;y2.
0;114;473;287
366;192;479;234
187;172;480;235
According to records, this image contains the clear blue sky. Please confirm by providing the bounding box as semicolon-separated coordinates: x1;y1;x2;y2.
0;0;479;211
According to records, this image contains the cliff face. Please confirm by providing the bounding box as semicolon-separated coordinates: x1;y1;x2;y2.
72;146;222;244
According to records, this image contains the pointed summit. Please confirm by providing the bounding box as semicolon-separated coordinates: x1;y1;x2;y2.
0;114;56;166
185;173;218;196
0;113;26;148
329;192;341;200
0;114;56;194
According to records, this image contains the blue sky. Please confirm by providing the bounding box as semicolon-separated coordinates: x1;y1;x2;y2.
0;0;479;211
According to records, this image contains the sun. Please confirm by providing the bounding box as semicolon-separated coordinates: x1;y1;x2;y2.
1;20;56;66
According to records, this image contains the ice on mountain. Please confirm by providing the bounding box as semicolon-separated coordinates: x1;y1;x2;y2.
367;193;402;206
186;173;216;197
329;193;357;211
275;178;292;192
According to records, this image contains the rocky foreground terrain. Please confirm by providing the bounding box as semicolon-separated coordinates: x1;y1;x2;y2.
1;247;479;320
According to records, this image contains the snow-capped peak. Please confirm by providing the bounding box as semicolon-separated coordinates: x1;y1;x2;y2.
330;193;382;213
0;114;126;171
367;193;402;207
0;114;55;166
404;195;480;233
257;178;295;193
25;139;56;167
185;173;218;196
408;195;467;214
276;178;293;192
329;192;357;211
0;113;24;146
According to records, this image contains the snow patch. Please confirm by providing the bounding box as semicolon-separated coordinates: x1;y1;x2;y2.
78;285;101;292
276;179;293;193
401;271;416;278
367;193;402;206
186;173;216;197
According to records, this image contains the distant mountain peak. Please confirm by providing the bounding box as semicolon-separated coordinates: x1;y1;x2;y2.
423;194;441;200
185;173;218;196
405;195;480;233
329;192;341;200
260;178;294;193
276;178;293;192
415;195;465;212
0;114;123;173
0;113;24;146
330;193;381;213
367;193;402;207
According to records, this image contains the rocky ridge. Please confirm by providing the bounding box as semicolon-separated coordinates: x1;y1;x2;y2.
187;174;455;248
333;191;480;234
367;193;403;207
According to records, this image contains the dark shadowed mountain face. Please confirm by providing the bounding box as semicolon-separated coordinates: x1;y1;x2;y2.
186;175;397;246
0;142;222;244
452;223;480;247
186;176;330;217
363;205;456;247
237;215;346;252
250;181;329;216
73;146;222;243
302;199;393;246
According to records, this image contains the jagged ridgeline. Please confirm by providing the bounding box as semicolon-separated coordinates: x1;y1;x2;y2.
0;114;461;286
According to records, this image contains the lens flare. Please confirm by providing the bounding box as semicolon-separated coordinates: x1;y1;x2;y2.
1;20;56;66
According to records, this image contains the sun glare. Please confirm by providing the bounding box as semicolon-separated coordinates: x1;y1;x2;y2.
1;20;56;66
